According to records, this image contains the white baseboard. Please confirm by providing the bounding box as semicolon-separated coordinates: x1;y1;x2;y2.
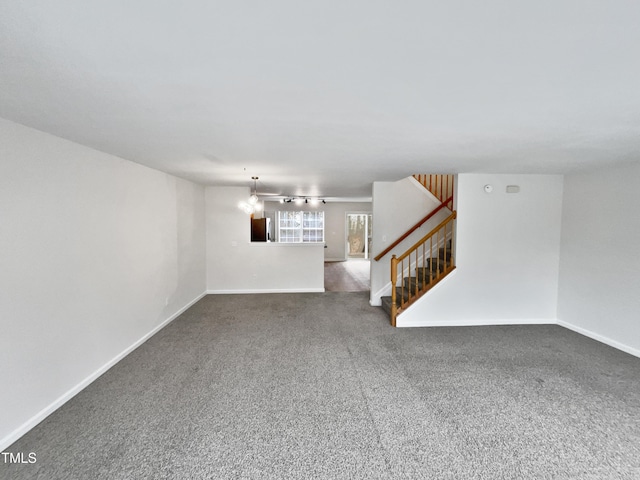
0;291;207;452
324;257;346;262
371;283;392;304
396;317;557;328
396;317;640;359
207;288;325;294
557;320;640;359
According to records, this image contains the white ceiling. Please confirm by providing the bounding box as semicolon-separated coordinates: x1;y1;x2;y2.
1;1;640;198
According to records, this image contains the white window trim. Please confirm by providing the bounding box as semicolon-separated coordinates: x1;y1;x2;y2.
277;211;325;243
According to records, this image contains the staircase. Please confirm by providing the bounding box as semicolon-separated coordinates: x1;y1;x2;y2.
380;236;455;319
374;174;457;326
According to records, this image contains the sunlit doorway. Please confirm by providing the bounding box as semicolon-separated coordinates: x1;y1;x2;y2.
323;213;372;292
346;213;372;260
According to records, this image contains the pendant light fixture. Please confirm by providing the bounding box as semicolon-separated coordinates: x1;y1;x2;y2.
238;176;262;214
248;176;259;206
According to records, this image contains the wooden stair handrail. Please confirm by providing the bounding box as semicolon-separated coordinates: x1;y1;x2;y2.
373;196;453;262
395;210;457;262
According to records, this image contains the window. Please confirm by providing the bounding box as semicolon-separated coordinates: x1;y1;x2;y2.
277;211;324;243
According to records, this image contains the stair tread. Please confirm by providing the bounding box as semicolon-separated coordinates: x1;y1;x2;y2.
381;264;456;315
405;277;429;291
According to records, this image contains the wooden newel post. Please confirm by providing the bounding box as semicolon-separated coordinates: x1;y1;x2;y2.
390;255;398;327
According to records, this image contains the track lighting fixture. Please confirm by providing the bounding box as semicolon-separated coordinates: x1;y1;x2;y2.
277;196;326;205
239;182;327;213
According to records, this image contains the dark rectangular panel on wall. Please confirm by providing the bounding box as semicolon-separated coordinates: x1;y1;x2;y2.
251;218;267;242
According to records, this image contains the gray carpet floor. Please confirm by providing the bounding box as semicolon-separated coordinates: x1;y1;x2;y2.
3;293;640;479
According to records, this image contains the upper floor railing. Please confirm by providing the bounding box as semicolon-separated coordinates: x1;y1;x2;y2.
374;174;455;262
413;174;454;209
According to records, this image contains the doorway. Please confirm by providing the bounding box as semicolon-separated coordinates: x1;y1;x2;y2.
323;213;372;292
346;213;372;260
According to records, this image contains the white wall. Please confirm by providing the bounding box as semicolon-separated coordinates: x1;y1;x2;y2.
557;162;640;357
370;177;448;304
0;118;207;450
397;174;563;326
206;187;324;293
264;200;372;261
